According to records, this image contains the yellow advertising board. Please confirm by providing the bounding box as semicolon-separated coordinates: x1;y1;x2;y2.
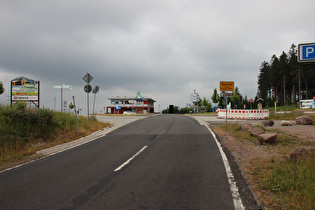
220;81;234;91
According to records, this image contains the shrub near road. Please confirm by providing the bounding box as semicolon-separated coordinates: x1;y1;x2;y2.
0;103;110;167
1;104;55;142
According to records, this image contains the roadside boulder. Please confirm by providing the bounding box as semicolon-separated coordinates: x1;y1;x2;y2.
243;124;252;131
296;115;313;125
257;133;277;145
281;120;292;126
262;120;274;127
289;148;312;161
249;127;265;137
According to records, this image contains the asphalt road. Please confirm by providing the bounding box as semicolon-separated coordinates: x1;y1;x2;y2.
1;114;246;209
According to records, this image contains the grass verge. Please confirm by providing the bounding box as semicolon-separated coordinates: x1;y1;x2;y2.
256;154;314;209
270;114;315;122
0;104;110;170
216;122;314;209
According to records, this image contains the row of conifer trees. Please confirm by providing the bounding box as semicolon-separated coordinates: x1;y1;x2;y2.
257;44;315;107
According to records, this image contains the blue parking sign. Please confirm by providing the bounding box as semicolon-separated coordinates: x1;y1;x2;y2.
298;43;315;62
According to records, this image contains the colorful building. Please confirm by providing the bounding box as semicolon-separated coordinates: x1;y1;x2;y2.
106;91;156;114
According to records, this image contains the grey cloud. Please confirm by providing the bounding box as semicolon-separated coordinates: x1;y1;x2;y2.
1;0;315;112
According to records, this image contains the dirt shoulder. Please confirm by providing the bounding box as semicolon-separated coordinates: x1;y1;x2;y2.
211;120;314;208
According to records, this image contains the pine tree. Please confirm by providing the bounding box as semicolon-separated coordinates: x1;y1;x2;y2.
279;51;289;105
257;43;315;106
257;61;270;105
288;44;298;104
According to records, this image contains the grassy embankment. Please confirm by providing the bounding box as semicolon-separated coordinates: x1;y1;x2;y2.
267;105;314;121
0;103;110;169
218;109;315;209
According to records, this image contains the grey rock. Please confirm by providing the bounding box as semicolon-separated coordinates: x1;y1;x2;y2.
281;120;292;126
289;148;312;161
262;120;274;127
243;124;252;131
296;115;313;125
257;133;277;145
249;127;265;137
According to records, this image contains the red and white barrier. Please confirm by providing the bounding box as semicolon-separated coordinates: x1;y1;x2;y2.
216;109;269;120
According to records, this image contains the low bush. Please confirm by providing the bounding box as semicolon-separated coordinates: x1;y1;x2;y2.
0;104;110;164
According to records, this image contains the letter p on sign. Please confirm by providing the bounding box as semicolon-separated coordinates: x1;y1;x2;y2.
306;47;314;57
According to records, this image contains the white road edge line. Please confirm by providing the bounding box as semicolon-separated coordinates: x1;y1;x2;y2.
196;117;244;210
114;146;148;172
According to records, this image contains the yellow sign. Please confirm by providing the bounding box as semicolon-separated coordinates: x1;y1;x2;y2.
220;81;234;91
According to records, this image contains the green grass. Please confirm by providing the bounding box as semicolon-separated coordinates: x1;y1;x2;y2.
258;154;315;209
0;103;110;165
267;128;298;146
264;105;315;122
220;123;262;145
268;113;315;122
267;105;300;112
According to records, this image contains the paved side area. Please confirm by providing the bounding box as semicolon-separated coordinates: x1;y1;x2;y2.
191;115;261;125
192;115;309;128
37;115;149;157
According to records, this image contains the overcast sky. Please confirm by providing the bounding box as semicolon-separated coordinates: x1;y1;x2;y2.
1;0;314;113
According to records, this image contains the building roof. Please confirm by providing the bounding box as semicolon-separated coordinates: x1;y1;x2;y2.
135;91;145;101
108;96;156;102
11;76;38;84
108;91;156;102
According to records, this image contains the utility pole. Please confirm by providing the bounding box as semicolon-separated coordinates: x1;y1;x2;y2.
92;86;100;115
72;96;79;132
61;83;63;112
298;64;301;101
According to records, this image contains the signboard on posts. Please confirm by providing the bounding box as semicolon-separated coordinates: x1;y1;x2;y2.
11;76;40;108
220;92;233;97
83;72;93;120
220;81;234;91
298;43;315;62
11;77;39;101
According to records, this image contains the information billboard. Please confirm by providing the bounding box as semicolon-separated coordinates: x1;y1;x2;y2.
11;77;39;106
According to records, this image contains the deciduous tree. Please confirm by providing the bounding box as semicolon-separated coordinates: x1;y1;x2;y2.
211;88;219;104
0;82;4;95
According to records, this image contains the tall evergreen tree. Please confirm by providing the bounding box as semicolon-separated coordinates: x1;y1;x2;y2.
242;95;249;109
288;44;298;104
257;43;315;106
257;61;270;105
279;51;289;105
269;55;281;104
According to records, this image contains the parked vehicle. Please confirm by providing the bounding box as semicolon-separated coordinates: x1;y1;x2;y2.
123;111;136;115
